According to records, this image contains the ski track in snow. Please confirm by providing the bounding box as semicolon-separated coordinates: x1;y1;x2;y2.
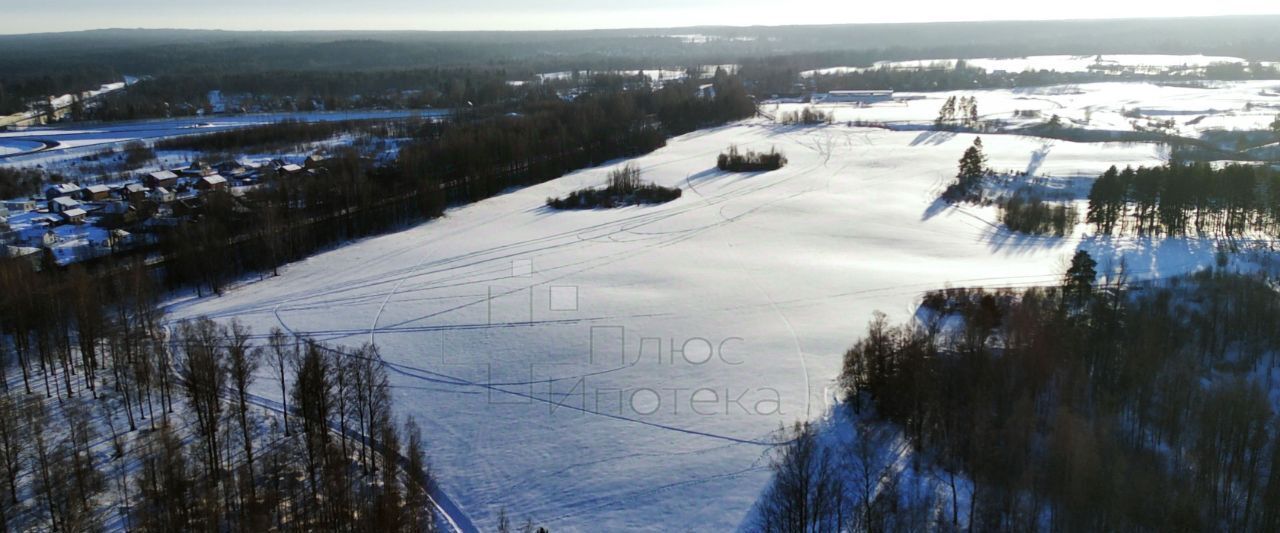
166;88;1248;529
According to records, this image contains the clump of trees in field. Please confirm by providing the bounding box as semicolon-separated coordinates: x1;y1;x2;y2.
546;164;680;209
757;258;1280;532
122;141;156;168
717;145;787;172
935;95;980;128
779;107;832;125
999;190;1078;237
941;137;990;202
1086;162;1280;237
0;256;447;531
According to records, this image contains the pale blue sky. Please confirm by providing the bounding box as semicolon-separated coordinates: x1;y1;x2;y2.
4;0;1279;34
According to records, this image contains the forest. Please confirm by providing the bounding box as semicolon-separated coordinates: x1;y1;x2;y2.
10;15;1280;115
399;75;754;203
0;256;442;531
85;69;526;121
1086;163;1280;237
756;258;1280;532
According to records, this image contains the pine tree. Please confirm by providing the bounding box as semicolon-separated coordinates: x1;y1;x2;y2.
1064;250;1098;297
937;96;957;126
945;137;988;201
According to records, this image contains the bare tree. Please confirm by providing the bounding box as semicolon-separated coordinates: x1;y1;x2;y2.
267;328;296;436
178;318;228;481
753;421;844;533
227;320;261;502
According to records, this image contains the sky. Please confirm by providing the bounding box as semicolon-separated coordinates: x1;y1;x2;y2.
4;0;1280;34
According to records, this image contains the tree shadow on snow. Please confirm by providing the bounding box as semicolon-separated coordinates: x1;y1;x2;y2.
920;198;953;221
1077;234;1221;280
982;225;1072;257
909;130;956;147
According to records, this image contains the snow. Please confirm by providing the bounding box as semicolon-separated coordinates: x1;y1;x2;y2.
769;80;1280;139
802;54;1261;77
165;109;1204;530
535;68;698;83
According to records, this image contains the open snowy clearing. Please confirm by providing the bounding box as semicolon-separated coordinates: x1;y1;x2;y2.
772;80;1280;139
164;114;1204;530
801;54;1270;77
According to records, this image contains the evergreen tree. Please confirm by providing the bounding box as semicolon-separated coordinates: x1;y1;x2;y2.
1064;250;1098;297
944;137;988;201
936;96;957;126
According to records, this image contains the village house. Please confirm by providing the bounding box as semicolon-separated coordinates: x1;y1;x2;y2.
61;207;87;224
196;175;229;191
49;195;81;213
304;154;328;169
145;170;180;189
2;199;38;212
41;229;61;248
182;162;216;177
45;183;82;200
125;183;150;203
81;184;112;202
150;186;176;204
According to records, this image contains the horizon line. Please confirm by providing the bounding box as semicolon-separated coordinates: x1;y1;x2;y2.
3;13;1278;38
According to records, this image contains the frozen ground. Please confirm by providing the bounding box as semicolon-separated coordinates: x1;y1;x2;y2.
802;54;1268;77
772;80;1280;139
167;114;1201;530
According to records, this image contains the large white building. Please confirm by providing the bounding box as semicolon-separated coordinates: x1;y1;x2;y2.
815;90;894;104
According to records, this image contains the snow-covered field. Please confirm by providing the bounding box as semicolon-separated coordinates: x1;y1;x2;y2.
802;54;1269;77
779;80;1280;138
167;114;1197;530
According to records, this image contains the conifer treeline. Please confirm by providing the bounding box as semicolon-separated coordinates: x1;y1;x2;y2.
1087;162;1280;236
767;269;1280;532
